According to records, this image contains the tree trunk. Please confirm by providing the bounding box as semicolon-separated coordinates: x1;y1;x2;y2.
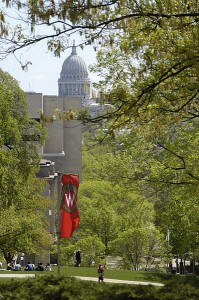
2;250;15;268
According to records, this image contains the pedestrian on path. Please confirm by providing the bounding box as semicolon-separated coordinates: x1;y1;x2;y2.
75;250;81;267
97;264;104;282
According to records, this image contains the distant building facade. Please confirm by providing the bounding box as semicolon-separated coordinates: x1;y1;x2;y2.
26;45;93;180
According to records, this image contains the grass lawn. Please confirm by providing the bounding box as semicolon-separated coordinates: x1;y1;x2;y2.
0;266;167;283
58;266;165;282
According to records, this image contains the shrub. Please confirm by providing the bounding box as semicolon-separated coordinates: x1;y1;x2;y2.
0;274;199;299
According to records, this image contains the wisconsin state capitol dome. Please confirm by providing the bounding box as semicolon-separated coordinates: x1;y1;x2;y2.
58;45;91;99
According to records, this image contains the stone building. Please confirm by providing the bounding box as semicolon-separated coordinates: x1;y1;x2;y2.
26;45;93;180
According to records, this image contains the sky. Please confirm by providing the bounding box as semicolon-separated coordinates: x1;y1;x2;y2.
1;39;99;96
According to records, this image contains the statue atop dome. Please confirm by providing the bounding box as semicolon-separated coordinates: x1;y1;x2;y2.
71;41;77;55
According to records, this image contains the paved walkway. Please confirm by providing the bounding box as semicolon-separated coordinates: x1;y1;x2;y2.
74;276;164;287
0;274;35;278
0;274;163;287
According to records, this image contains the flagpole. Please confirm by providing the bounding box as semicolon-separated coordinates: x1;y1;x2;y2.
57;172;62;276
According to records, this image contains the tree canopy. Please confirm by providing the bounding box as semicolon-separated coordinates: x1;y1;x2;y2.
0;69;50;264
1;1;198;127
1;1;199;55
78;126;199;269
1;0;199;269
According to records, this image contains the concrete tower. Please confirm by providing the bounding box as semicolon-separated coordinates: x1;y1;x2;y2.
27;46;92;180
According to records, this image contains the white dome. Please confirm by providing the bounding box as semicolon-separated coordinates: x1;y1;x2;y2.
58;46;91;97
60;46;88;77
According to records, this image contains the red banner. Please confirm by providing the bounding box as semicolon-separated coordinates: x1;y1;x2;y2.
60;174;80;238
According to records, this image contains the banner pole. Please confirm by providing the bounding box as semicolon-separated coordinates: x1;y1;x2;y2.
57;172;62;276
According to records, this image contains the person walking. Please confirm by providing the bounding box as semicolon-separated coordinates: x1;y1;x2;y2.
75;250;81;267
97;264;104;282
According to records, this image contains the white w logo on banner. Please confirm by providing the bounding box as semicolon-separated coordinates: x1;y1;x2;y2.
65;192;75;207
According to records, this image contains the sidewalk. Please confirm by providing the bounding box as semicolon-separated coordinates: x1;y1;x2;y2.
74;276;164;287
0;274;164;286
0;274;35;278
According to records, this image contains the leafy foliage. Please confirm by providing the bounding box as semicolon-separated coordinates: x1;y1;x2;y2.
0;69;51;264
109;227;165;270
0;275;199;300
80;123;199;268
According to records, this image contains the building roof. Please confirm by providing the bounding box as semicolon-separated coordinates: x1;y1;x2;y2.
60;46;88;77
